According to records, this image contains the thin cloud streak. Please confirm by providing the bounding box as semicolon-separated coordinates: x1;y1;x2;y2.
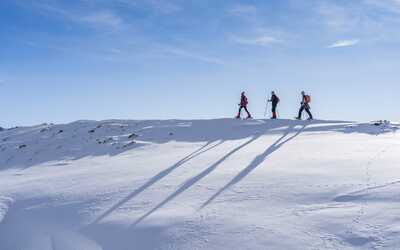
364;0;400;13
79;11;125;30
21;1;126;31
233;35;282;47
163;47;226;65
317;0;400;44
228;4;258;17
117;0;182;14
328;39;360;48
317;2;361;32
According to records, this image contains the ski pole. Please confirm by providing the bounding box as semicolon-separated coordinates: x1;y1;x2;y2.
264;100;269;118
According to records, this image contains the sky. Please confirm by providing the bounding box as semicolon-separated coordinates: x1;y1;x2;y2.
1;0;400;127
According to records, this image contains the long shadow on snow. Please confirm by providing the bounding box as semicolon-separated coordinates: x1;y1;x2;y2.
334;180;400;203
102;120;391;226
129;122;296;226
200;124;307;209
131;137;260;226
0;119;268;169
88;120;299;227
1;119;363;170
88;140;224;226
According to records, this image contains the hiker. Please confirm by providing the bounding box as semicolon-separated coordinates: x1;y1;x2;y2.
296;91;313;120
268;91;280;119
236;91;252;119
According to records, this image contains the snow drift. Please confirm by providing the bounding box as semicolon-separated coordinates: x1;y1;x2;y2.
0;119;399;250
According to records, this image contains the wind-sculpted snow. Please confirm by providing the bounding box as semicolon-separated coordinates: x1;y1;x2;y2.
0;197;13;223
0;119;397;169
0;119;399;249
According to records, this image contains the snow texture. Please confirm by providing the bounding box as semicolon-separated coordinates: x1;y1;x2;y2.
0;118;399;249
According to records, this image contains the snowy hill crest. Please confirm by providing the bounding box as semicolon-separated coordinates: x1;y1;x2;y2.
0;119;399;250
0;119;397;169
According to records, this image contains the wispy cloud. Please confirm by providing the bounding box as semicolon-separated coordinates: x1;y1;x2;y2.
0;78;7;86
162;47;226;65
328;39;360;48
146;0;182;14
317;1;400;38
79;11;125;30
117;0;182;14
317;2;361;32
23;1;126;31
228;4;257;17
233;35;282;47
364;0;400;13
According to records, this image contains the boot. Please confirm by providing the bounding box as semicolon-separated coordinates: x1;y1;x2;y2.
236;111;241;119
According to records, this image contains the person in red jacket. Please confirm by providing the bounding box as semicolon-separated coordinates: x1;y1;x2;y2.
296;91;313;120
236;91;252;119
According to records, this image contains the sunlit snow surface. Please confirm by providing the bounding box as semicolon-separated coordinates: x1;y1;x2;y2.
0;119;399;250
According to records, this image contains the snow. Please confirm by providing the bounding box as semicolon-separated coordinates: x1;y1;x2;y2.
0;118;399;250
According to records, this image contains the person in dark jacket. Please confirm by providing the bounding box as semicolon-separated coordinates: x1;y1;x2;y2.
296;91;313;120
236;91;252;119
268;91;280;119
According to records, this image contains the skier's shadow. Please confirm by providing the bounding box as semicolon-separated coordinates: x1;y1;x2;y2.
131;134;263;226
88;140;224;226
90;122;305;227
199;123;307;209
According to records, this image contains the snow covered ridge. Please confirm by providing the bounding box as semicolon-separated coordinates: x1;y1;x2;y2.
0;119;397;169
0;119;399;250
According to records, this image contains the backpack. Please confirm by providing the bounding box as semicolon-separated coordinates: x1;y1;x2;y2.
271;95;279;103
304;95;311;104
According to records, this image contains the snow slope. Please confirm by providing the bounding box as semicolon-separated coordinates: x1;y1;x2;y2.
0;119;399;250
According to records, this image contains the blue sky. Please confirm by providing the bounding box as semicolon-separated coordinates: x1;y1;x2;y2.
1;0;400;127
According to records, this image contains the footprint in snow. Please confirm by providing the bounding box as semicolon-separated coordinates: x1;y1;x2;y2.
344;234;378;247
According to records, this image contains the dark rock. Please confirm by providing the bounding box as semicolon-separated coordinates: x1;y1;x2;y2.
128;133;138;139
96;137;114;144
18;145;27;149
122;141;136;148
